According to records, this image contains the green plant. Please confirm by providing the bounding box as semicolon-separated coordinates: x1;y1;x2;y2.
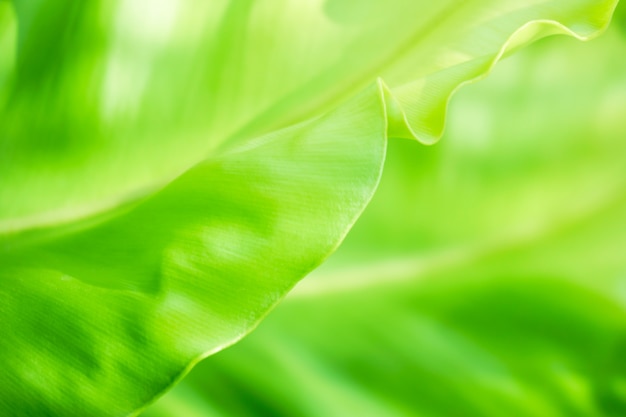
0;1;623;416
143;26;626;416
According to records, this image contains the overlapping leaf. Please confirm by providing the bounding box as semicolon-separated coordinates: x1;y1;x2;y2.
143;25;626;417
0;0;620;415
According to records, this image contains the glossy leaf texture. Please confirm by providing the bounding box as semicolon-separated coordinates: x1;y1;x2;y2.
0;0;620;416
142;23;626;417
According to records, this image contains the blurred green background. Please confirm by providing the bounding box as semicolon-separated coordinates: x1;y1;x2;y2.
142;14;626;417
2;1;625;416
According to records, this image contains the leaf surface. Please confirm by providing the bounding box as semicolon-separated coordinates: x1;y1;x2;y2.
142;25;626;417
0;0;620;415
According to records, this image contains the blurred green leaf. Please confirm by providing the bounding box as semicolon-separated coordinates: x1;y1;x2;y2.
615;0;626;33
1;0;616;227
142;25;626;417
0;0;620;415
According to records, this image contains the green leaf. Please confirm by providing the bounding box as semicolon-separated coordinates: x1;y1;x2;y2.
1;0;617;227
142;24;626;417
0;84;387;416
0;0;619;415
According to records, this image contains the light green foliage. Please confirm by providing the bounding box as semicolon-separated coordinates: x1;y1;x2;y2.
0;0;622;416
144;26;626;417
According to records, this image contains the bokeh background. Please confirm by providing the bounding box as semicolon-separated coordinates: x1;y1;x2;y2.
2;1;625;416
142;7;626;417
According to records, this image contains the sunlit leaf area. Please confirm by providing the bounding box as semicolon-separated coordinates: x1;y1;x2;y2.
1;1;625;416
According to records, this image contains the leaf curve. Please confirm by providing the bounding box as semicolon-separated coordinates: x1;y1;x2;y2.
0;82;387;416
1;0;618;229
142;24;626;417
0;0;621;416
